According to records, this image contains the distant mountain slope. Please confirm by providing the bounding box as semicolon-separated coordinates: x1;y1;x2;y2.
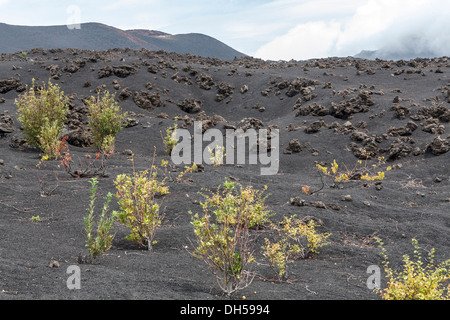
354;48;442;61
0;22;246;60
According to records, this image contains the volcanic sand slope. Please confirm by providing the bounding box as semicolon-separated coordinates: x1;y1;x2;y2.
0;48;449;299
0;22;246;61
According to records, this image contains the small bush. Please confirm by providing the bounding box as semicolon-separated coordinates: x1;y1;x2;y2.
189;180;273;295
86;91;126;153
161;118;178;155
38;120;65;160
262;216;331;280
16;79;69;155
114;156;169;250
83;178;117;263
316;150;392;184
207;145;226;167
57;137;110;178
200;180;272;229
376;238;450;300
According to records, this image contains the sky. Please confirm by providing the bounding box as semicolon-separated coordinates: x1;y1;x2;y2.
0;0;449;60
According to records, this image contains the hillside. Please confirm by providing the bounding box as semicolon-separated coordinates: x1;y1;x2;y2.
0;22;246;60
0;48;449;302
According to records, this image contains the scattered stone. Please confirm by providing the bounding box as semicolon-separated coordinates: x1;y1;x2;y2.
300;216;324;226
118;87;132;101
363;200;371;207
284;139;303;154
310;201;326;209
426;136;450;155
196;73;215;90
0;123;14;136
0;78;26;93
98;65;137;78
342;195;353;202
417;103;450;123
124;118;139;128
49;260;60;268
391;104;412;120
286;123;302;131
216;82;234;102
388;121;418;136
327;203;341;211
290;197;306;207
385;138;414;161
179;98;202;114
295;102;330;117
330;91;374;120
122;149;133;156
133;91;164;109
422;118;445;134
305;120;324;134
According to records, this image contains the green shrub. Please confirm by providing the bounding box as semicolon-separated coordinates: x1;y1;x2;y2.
38;120;64;160
262;216;331;280
199;180;272;229
86;91;126;153
16;79;69;155
161;117;178;155
376;238;450;300
316;149;392;184
189;180;272;295
83;178;117;263
113;157;169;250
207;145;226;167
190;205;256;296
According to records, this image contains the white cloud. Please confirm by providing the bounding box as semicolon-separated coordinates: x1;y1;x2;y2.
254;0;450;60
256;20;342;60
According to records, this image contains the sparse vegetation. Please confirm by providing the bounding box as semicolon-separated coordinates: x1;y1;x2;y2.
199;180;272;229
162;117;179;155
58;137;110;178
316;149;392;184
83;178;117;263
114;155;169;250
86;90;127;153
189;180;259;296
262;216;331;280
376;238;450;300
208;145;226;166
16;78;69;158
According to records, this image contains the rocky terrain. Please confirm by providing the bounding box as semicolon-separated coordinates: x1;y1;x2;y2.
0;48;449;300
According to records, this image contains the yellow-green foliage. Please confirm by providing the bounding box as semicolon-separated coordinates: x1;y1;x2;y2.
162;118;178;155
316;151;392;183
86;91;126;153
190;180;262;295
84;178;117;263
376;238;450;300
16;79;68;154
200;180;272;229
38;120;64;160
263;216;331;279
208;145;226;166
114;164;169;250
